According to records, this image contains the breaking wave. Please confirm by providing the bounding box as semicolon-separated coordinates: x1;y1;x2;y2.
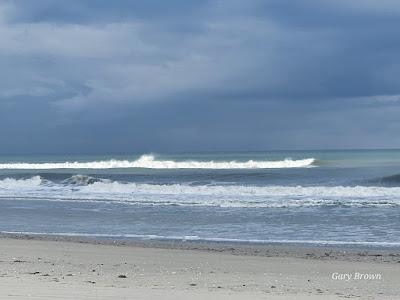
62;175;101;186
0;154;315;170
1;176;400;208
0;176;43;189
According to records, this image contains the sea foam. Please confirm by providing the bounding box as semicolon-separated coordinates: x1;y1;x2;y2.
1;176;400;208
0;154;315;169
0;176;42;189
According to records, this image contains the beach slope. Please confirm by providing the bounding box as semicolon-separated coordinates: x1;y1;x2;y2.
0;237;399;299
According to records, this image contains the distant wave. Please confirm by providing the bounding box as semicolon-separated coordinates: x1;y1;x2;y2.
0;154;315;170
1;176;400;208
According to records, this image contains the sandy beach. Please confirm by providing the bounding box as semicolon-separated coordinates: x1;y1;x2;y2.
0;235;399;299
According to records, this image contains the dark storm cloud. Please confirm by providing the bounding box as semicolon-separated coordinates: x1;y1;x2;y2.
1;0;400;153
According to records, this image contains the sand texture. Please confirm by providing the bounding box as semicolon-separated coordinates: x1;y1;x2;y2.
0;237;399;299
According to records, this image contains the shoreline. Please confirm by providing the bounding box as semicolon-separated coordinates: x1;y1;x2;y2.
2;232;400;264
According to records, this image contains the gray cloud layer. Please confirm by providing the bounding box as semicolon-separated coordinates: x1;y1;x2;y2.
1;0;400;153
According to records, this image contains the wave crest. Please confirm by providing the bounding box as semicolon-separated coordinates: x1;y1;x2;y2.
0;154;315;170
62;175;102;186
370;174;400;186
2;176;400;208
0;176;43;189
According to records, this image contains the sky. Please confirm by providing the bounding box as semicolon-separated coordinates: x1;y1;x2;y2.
1;0;400;154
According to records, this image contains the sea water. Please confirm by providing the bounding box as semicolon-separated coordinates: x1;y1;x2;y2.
1;150;400;247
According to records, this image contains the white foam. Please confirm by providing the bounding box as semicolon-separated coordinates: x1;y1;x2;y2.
77;182;400;207
0;176;42;189
0;154;315;169
79;181;399;197
1;177;400;207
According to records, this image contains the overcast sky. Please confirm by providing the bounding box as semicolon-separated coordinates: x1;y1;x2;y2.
1;0;400;154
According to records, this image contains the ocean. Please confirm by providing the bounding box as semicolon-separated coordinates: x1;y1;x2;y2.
1;150;400;247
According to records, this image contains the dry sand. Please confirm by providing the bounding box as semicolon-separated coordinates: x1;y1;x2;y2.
0;235;399;299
